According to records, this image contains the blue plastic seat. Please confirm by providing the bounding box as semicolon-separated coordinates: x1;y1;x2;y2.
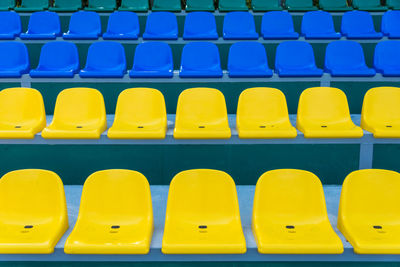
228;42;272;78
382;11;400;39
0;42;29;78
301;11;341;39
20;11;61;40
0;12;21;40
80;42;127;78
103;11;139;40
261;11;298;40
275;41;323;77
180;42;222;78
374;41;400;76
341;11;382;39
325;41;375;77
63;11;101;40
130;42;173;78
143;12;178;40
223;12;258;40
183;12;218;40
30;42;79;78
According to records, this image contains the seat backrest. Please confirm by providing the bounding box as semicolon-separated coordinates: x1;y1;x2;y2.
286;0;314;7
353;0;382;8
106;11;139;34
0;12;21;35
114;88;167;127
319;0;349;8
88;0;116;8
0;42;29;70
341;11;375;35
0;0;15;9
387;0;400;8
0;169;67;222
37;42;79;70
275;41;317;70
181;42;221;70
228;42;268;69
297;87;352;125
223;12;256;35
382;11;400;35
53;0;82;8
69;11;101;35
339;169;400;224
237;87;290;127
27;11;60;34
52;88;106;125
301;11;335;35
77;169;152;222
254;169;329;223
374;41;400;71
85;42;126;71
0;87;45;125
144;12;177;36
133;42;173;70
184;11;217;36
262;11;295;35
175;88;229;128
166;169;241;222
21;0;49;8
361;87;400;126
325;41;367;69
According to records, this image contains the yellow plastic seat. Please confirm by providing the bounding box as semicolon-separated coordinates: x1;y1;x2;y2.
108;88;167;139
64;169;153;254
237;87;297;139
162;169;246;254
0;169;68;254
361;87;400;138
173;88;231;139
338;169;400;254
0;88;46;139
253;169;343;254
42;88;107;139
297;87;363;138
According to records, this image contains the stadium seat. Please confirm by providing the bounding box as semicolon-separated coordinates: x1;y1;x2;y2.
236;87;297;139
275;41;323;77
284;0;318;11
338;169;400;254
352;0;388;11
152;0;181;11
64;170;153;254
119;0;149;11
20;11;60;40
85;0;116;11
228;42;273;77
223;12;258;40
0;12;21;39
325;41;376;77
103;11;139;40
0;42;29;78
143;12;178;40
183;12;218;40
374;41;400;76
251;0;283;11
130;42;173;78
174;88;231;139
361;87;400;138
261;11;299;39
341;11;383;39
108;88;167;139
218;0;248;11
15;0;48;11
63;11;101;40
319;0;352;11
80;42;126;78
180;42;222;78
185;0;214;11
162;169;246;254
382;11;400;38
30;42;79;78
387;0;400;9
301;11;341;39
50;0;82;11
41;88;107;139
0;169;68;254
297;87;363;138
0;0;15;10
253;169;343;254
0;88;46;139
